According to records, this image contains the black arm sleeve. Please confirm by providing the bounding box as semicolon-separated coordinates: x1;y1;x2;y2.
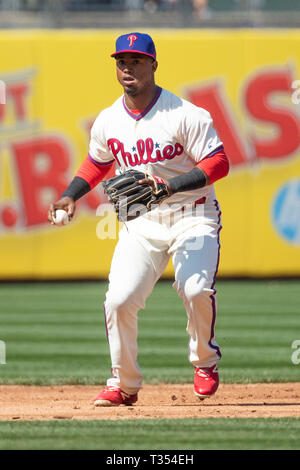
168;168;207;194
61;176;91;201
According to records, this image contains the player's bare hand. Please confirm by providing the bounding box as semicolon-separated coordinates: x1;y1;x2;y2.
47;197;76;225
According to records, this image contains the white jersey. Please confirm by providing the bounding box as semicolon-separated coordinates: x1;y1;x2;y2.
89;87;222;214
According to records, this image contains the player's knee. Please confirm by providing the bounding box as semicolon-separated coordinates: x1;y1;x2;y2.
105;291;140;317
175;275;212;303
105;297;130;316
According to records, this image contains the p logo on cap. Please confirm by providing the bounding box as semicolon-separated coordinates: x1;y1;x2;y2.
111;32;156;60
128;34;138;47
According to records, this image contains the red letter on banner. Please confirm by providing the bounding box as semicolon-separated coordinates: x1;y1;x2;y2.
245;68;300;159
187;83;249;166
13;137;70;226
9;83;29;120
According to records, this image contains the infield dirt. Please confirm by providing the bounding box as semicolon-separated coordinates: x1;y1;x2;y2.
1;383;300;420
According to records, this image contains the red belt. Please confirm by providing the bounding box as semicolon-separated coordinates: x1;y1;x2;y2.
181;196;206;212
193;197;206;206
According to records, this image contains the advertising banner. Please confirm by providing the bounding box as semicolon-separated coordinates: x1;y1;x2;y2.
0;30;300;278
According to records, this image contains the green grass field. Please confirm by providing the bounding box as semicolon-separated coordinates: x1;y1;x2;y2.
1;279;299;385
0;418;300;450
0;279;300;450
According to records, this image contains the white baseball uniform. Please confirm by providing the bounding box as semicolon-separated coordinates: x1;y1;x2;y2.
89;87;223;395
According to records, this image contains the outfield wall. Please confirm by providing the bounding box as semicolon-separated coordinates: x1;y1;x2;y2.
0;29;300;279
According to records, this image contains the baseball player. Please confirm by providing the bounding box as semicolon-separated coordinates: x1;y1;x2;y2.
48;32;229;406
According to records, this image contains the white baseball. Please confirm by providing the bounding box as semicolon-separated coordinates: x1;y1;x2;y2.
53;209;69;226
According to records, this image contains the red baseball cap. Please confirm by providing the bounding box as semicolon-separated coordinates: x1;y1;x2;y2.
111;32;156;60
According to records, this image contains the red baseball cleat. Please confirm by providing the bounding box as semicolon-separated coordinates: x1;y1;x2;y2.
94;386;138;407
194;364;219;400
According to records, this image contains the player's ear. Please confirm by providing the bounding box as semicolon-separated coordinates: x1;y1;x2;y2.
152;60;158;72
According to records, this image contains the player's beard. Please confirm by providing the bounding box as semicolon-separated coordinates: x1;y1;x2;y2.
123;85;138;96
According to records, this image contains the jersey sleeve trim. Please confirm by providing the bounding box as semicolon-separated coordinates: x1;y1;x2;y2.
88;153;115;166
201;142;224;160
196;148;230;184
76;155;114;189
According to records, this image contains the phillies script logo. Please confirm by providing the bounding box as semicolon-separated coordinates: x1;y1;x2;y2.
0;68;101;231
128;34;138;47
107;138;184;167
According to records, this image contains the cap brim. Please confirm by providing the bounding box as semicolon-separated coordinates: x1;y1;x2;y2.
111;50;155;59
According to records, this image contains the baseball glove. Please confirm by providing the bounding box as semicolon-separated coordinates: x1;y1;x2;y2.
102;169;170;221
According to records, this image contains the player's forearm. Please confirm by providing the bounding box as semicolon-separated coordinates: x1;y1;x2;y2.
60;176;91;201
167;147;229;195
168;147;229;194
168;168;208;194
61;155;114;201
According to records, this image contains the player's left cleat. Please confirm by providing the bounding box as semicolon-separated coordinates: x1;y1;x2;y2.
93;386;138;407
194;364;219;400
